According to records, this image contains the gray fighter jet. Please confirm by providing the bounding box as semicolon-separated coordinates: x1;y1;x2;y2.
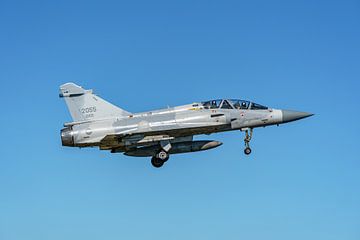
60;83;313;168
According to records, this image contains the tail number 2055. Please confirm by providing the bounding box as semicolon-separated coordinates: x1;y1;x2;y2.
81;106;96;118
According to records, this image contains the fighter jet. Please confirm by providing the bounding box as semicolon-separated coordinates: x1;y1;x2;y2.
60;83;313;168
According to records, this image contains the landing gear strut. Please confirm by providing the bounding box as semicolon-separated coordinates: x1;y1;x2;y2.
243;128;253;155
151;149;169;168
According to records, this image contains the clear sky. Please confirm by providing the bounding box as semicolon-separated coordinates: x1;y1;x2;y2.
0;0;359;239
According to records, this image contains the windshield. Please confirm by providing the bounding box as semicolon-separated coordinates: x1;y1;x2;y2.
250;102;268;110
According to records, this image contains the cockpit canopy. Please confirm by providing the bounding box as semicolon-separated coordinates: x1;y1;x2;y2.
201;99;268;110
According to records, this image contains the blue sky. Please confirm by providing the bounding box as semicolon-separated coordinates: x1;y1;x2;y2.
0;0;359;239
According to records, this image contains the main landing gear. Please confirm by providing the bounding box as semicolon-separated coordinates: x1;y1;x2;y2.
243;128;253;155
151;149;169;168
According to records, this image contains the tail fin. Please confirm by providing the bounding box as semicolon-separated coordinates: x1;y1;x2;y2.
59;83;131;121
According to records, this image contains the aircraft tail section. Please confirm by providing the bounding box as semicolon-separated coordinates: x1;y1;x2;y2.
59;83;131;121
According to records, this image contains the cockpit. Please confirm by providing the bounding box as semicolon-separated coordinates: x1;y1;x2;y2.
201;99;268;110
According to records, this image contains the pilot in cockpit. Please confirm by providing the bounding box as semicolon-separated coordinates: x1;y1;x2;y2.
241;102;247;109
211;100;217;108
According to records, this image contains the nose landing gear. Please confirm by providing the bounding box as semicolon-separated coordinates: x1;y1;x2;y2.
243;128;253;155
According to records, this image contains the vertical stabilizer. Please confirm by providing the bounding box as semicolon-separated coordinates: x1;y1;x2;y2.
59;83;131;121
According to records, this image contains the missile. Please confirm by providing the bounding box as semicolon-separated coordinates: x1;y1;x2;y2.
123;140;222;157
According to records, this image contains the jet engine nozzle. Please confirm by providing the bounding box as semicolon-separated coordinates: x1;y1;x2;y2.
61;127;75;146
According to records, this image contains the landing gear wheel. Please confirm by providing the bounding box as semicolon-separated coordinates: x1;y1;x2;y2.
243;128;253;155
151;157;164;168
157;150;169;162
244;147;252;155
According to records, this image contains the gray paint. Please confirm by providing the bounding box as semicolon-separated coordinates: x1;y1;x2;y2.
281;110;314;123
59;83;313;162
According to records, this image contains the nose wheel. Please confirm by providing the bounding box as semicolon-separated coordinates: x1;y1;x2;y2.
244;147;252;155
243;128;253;155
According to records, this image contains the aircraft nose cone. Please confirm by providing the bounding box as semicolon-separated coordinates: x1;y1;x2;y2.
281;110;314;123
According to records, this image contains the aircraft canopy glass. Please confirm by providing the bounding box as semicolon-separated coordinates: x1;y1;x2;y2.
250;102;268;110
201;99;268;110
228;99;250;109
202;99;222;109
